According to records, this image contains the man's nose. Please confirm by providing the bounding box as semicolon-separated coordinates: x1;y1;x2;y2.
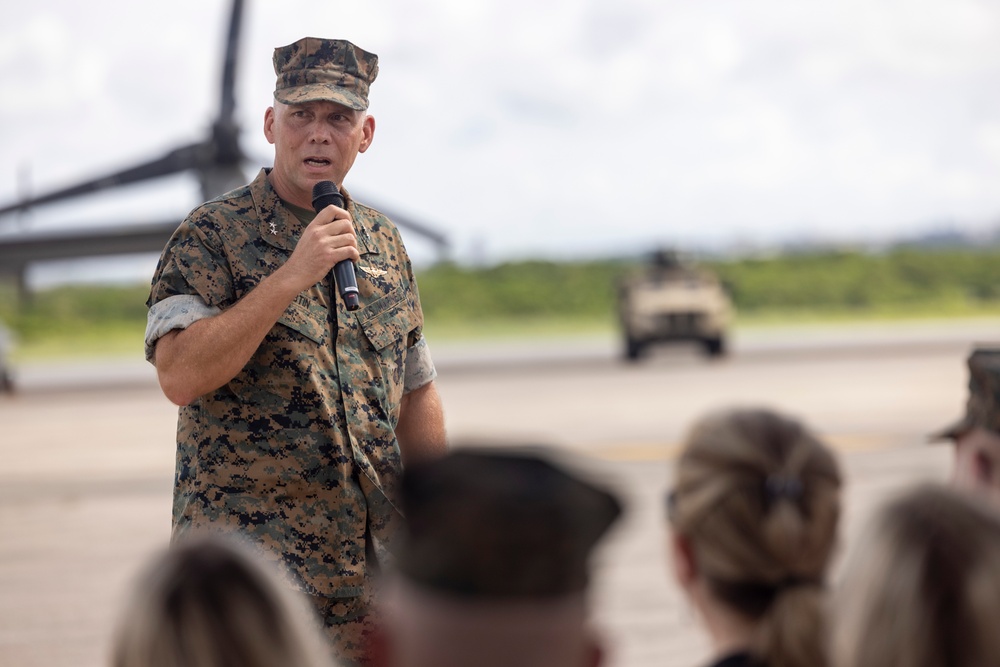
308;121;332;143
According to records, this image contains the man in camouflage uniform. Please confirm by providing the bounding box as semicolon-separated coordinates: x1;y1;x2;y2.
378;448;622;667
144;37;446;665
932;347;1000;507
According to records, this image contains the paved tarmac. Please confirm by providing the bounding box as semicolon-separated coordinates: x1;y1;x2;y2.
0;320;985;667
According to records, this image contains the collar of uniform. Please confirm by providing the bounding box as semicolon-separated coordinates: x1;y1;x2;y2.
250;168;376;256
339;185;378;258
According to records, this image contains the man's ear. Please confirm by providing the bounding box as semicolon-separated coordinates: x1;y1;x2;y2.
669;531;698;588
263;106;276;144
359;114;376;153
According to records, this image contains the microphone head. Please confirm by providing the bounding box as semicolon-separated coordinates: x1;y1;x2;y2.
311;180;343;212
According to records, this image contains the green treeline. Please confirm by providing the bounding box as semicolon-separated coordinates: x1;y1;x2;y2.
416;248;1000;323
1;247;999;356
1;284;150;338
707;248;1000;314
415;260;626;322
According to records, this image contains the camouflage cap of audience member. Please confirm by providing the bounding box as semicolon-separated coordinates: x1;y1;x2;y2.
272;37;379;110
396;449;622;599
931;347;1000;441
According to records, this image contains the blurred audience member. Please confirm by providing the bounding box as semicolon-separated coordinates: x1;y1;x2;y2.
831;483;1000;667
0;319;13;393
666;408;842;667
379;448;622;667
112;533;334;667
930;347;1000;505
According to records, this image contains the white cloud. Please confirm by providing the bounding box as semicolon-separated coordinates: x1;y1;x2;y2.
2;0;1000;267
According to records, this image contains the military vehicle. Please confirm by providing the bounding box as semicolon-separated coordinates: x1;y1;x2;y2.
617;249;732;361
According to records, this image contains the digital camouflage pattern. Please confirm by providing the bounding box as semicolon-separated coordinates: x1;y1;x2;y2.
934;347;1000;440
310;589;380;666
273;37;379;111
147;169;423;603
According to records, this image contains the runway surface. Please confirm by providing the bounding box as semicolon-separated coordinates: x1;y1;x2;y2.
1;319;993;667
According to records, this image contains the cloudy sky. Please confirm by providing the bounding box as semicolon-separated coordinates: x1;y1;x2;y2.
2;0;1000;277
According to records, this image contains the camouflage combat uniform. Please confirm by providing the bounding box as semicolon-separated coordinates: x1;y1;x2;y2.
145;168;435;663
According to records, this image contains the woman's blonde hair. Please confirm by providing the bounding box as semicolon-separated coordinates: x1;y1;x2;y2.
831;484;1000;667
669;407;842;667
112;533;332;667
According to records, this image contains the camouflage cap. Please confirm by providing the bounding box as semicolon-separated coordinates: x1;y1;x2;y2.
932;348;1000;441
272;37;378;110
397;449;622;600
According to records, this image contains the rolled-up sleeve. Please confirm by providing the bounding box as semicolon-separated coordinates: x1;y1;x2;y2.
403;336;437;394
144;294;221;364
145;214;234;364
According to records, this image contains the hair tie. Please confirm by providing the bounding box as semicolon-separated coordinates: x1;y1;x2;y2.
765;474;803;502
708;576;822;617
777;576;821;591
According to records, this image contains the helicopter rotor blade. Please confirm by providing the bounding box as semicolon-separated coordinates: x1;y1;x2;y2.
0;141;208;218
218;0;245;126
0;0;451;259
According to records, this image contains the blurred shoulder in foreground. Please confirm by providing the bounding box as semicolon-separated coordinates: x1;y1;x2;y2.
832;483;1000;667
111;532;336;667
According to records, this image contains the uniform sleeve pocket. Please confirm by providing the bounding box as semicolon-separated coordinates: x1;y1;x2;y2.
277;299;329;345
358;287;418;351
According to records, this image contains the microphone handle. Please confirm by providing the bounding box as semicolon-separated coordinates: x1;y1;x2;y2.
311;181;360;311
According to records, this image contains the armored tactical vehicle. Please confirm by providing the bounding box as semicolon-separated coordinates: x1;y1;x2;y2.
617;249;732;361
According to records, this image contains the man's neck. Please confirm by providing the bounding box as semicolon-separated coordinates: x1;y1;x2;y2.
264;169;313;211
282;200;316;224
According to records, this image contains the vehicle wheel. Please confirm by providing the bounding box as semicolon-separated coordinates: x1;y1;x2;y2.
703;336;726;358
625;337;645;362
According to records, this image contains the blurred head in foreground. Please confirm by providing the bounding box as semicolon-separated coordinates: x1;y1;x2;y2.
112;533;333;667
667;408;842;667
831;484;1000;667
931;347;1000;505
382;448;623;667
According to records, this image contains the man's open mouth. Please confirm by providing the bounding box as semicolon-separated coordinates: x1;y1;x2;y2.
305;157;331;166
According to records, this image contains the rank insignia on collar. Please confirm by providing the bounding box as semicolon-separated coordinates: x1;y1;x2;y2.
269;221;278;235
358;265;388;278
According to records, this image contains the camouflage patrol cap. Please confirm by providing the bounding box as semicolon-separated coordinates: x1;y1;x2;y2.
397;449;622;600
272;37;378;110
932;348;1000;441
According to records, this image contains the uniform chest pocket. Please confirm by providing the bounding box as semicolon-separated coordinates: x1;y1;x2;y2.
226;296;330;403
277;298;329;345
355;287;419;423
358;287;418;351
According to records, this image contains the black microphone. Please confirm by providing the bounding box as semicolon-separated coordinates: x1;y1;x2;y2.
311;181;360;311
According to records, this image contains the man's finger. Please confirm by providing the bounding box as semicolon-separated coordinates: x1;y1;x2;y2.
326;232;359;250
313;204;351;225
